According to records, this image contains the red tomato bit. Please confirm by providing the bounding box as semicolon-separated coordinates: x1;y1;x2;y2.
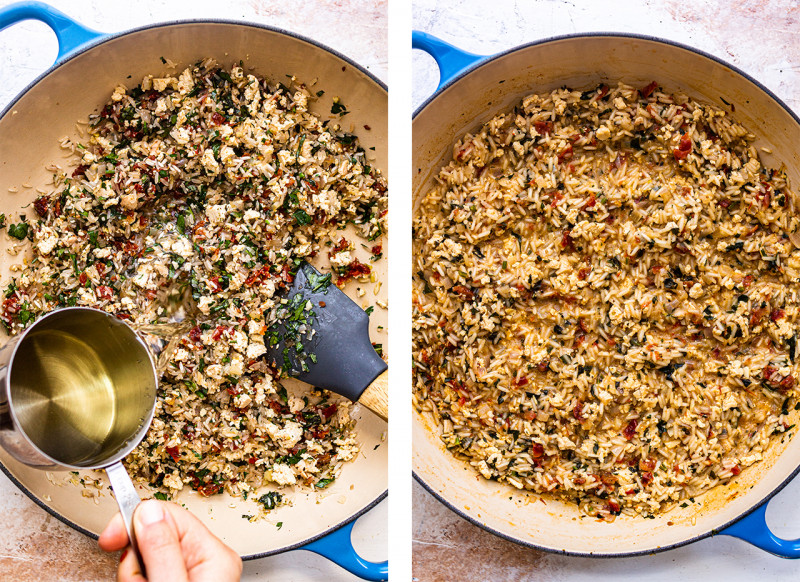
622;419;638;440
640;81;658;98
673;134;692;160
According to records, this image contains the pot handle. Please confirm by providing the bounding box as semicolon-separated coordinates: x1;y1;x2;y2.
0;1;103;63
412;30;486;91
301;519;388;581
720;501;800;558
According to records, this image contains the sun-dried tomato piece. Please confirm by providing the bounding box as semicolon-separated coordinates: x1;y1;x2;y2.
640;81;658;98
770;308;786;322
95;285;114;300
452;285;475;301
534;121;553;135
622;419;638;440
598;471;617;485
763;365;777;381
557;144;573;163
33;196;49;217
673;134;692;160
561;230;574;250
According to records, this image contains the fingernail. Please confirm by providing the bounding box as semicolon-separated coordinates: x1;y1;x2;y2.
138;500;165;526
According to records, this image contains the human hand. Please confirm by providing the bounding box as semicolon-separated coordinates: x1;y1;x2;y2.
99;499;242;582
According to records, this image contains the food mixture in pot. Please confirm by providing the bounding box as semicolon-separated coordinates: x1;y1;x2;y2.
2;59;387;512
413;81;798;519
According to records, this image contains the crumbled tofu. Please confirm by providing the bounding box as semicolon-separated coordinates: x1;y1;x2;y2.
35;227;58;255
271;463;296;486
595;126;611;141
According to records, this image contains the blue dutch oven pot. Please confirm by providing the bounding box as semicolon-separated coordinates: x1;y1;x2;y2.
412;29;800;558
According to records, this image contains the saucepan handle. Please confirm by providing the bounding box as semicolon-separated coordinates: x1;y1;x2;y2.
301;519;388;581
0;1;103;63
106;461;147;576
412;30;487;92
721;500;800;558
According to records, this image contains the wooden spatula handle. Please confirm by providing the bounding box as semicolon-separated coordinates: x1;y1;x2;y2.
357;370;388;421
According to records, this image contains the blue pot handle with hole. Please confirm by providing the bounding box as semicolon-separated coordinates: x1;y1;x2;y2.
412;30;487;91
0;1;103;63
721;501;800;558
302;519;388;581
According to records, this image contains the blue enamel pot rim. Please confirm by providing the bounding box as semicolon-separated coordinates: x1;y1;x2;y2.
412;30;800;558
0;15;387;563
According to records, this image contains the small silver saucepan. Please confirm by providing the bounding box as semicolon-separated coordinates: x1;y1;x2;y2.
0;307;157;566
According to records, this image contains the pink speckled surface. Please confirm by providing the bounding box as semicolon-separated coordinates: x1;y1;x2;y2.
0;486;117;579
413;1;800;581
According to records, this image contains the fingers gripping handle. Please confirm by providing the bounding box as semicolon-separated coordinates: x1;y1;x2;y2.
0;1;103;63
412;30;486;91
721;501;800;558
302;520;388;581
106;462;147;577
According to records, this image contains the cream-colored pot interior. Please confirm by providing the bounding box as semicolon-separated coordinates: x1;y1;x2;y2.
413;34;800;555
0;21;387;558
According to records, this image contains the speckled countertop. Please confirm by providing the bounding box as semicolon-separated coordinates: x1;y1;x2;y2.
0;1;386;580
413;1;800;581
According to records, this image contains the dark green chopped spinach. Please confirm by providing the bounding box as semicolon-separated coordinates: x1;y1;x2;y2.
7;222;28;240
330;100;348;116
258;491;283;510
307;269;332;293
293;209;311;225
315;477;335;489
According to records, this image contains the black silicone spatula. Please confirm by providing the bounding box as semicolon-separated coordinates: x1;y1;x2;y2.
265;263;388;421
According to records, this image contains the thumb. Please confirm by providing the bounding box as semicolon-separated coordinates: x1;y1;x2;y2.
132;500;190;582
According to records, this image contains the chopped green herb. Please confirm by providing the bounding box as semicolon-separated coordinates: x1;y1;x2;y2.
307;269;332;293
293;209;311;225
315;477;335;489
7;222;28;240
258;491;283;510
331;100;348;116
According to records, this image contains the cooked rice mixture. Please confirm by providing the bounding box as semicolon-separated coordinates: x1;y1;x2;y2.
2;59;387;510
412;81;800;519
